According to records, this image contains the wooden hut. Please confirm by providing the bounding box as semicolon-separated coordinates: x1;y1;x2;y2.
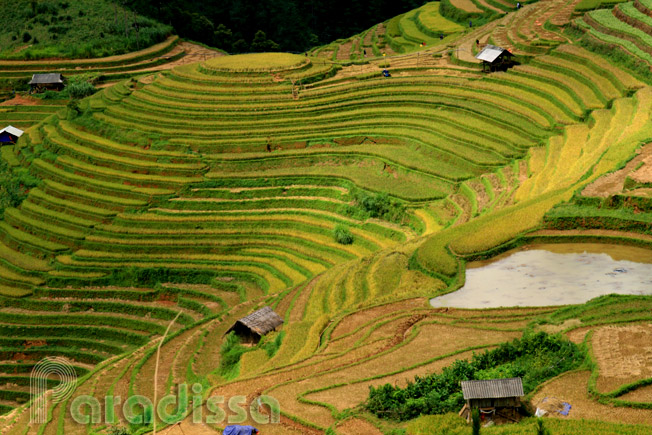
29;73;65;92
0;125;24;145
475;45;513;72
225;306;283;344
459;377;524;423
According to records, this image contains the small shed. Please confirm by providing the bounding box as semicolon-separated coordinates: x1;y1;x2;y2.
0;125;24;145
475;44;513;72
459;377;524;423
225;306;283;344
29;73;65;92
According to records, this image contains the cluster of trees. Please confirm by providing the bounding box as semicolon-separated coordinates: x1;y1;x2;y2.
0;162;39;220
122;0;425;53
366;332;584;420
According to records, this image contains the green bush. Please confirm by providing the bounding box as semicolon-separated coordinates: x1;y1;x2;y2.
219;331;249;379
0;162;40;219
333;225;354;245
353;190;406;223
261;331;285;357
67;80;96;99
367;332;584;420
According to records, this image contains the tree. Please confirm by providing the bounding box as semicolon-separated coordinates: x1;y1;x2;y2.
250;30;279;52
232;38;248;53
213;24;233;51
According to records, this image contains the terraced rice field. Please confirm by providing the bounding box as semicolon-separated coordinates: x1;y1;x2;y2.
3;0;652;433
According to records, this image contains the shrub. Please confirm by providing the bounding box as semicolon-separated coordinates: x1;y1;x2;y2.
537;418;551;435
0;164;40;219
353;190;406;223
261;331;285;357
219;331;249;379
367;332;585;420
67;81;96;99
22;32;32;43
333;225;354;245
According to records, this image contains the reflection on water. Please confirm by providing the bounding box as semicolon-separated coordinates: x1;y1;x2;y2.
429;243;652;308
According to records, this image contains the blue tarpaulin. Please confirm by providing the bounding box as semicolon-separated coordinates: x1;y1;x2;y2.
559;402;571;416
223;425;258;435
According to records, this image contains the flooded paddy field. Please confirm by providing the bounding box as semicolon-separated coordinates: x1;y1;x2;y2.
430;243;652;308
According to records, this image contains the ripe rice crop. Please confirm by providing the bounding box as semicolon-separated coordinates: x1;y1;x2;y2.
202;53;310;73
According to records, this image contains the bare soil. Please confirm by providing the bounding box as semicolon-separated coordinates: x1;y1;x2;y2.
582;143;652;197
0;95;41;106
531;371;652;425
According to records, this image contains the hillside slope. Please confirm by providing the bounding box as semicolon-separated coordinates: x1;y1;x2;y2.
0;0;171;60
2;0;652;433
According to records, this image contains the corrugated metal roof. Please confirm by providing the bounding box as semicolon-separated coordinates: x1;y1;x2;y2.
461;377;524;399
29;73;64;85
475;45;509;63
0;125;24;137
233;306;283;336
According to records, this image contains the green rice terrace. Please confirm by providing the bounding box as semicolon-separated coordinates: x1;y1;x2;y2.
2;0;652;433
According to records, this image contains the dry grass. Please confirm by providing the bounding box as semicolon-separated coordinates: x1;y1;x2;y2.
306;350;479;411
531;371;652;426
618;383;652;403
450;0;484;12
336;418;383;434
592;324;652;393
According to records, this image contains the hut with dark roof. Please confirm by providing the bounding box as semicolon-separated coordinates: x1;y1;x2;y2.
459;377;524;423
29;73;65;92
475;45;513;72
226;306;283;344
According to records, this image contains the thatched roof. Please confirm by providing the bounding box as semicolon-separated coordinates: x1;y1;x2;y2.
461;377;524;400
475;45;511;63
29;73;64;85
227;306;283;337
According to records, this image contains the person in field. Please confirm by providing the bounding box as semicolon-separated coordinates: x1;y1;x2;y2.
223;425;259;435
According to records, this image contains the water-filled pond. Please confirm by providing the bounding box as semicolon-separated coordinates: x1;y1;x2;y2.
429;243;652;308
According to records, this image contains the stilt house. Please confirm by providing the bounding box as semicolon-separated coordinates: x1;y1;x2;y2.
29;73;65;92
459;377;524;423
226;306;283;344
475;45;513;72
